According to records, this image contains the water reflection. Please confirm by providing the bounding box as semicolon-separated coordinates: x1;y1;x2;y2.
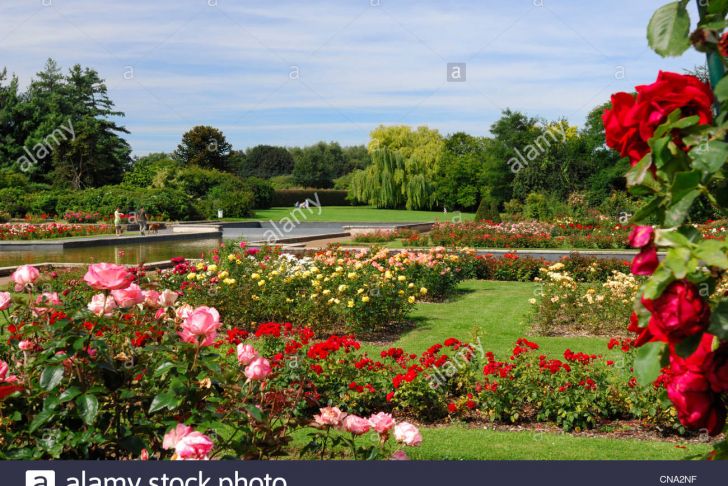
0;238;222;267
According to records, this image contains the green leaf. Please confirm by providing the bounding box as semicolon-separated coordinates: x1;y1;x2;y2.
39;366;64;392
149;391;179;413
690;141;728;175
58;386;82;403
665;189;699;226
76;394;99;425
626;153;659;190
707;299;728;340
654;228;690;247
642;266;674;299
647;1;691;57
632;196;661;223
245;403;264;422
635;342;667;386
715;75;728;102
664;247;692;279
29;409;55;433
153;361;176;378
694;239;728;268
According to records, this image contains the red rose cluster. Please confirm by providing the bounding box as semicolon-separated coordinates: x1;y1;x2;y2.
602;71;714;166
626;245;726;434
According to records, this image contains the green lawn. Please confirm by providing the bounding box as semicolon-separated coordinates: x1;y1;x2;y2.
352;280;710;460
245;206;475;223
367;280;612;358
291;425;708;460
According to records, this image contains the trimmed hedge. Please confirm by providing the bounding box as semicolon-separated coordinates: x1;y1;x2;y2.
271;189;351;207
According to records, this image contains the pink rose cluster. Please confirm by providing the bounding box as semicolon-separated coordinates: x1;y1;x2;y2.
235;344;272;381
313;406;422;449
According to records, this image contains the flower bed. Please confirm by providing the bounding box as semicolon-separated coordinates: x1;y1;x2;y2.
0;222;113;240
159;244;475;335
63;211;101;224
474;252;631;282
528;263;641;336
0;263;684;459
425;220;727;249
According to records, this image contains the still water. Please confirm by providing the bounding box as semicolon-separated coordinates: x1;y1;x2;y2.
0;238;222;267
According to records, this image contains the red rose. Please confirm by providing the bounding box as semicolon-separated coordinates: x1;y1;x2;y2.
705;345;728;393
643;280;710;342
602;92;650;165
719;32;728;58
630;245;659;276
628;311;656;347
666;368;725;436
603;72;713;165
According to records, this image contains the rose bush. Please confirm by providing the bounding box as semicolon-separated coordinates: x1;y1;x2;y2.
604;0;728;457
159;244;474;335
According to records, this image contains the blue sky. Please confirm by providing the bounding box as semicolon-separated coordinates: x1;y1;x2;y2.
0;0;705;155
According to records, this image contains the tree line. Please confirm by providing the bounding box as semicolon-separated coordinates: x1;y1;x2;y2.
1;58;658;221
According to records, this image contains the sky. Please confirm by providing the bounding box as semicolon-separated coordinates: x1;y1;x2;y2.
0;0;705;155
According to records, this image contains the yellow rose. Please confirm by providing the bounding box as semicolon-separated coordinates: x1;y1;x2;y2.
408;296;416;304
397;275;406;282
207;264;218;272
187;272;197;280
251;273;260;280
257;279;266;287
362;296;370;303
347;300;355;308
419;287;428;295
223;278;236;285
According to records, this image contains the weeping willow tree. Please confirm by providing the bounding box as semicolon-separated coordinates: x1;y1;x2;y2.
349;125;442;210
349;148;437;209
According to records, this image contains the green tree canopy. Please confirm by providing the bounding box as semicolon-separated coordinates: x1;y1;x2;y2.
175;125;232;171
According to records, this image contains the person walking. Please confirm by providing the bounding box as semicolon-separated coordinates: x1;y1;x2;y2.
137;206;148;236
114;208;123;236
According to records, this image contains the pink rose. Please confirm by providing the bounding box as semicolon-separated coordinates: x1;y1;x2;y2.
630;245;659;276
314;406;346;427
0;292;12;311
394;421;422;446
244;357;272;381
178;306;221;347
142;289;161;308
87;293;118;317
162;423;214;460
11;265;40;291
236;343;259;365
628;226;654;248
0;360;18;383
343;414;371;435
390;450;409;460
83;263;134;290
111;283;144;308
35;292;61;306
368;412;395;434
18;340;34;351
175;304;194;320
158;289;178;307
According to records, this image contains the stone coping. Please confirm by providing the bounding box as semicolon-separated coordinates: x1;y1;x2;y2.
0;228;221;250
